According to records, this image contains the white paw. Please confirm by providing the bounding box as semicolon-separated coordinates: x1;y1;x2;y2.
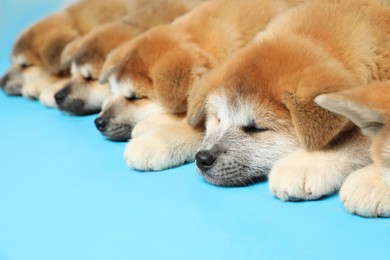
340;164;390;218
269;148;369;201
124;130;194;171
131;113;184;139
22;81;44;100
131;120;159;139
39;87;58;108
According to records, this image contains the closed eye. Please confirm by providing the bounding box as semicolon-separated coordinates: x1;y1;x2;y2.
21;63;33;69
85;74;96;81
126;93;145;101
242;124;269;134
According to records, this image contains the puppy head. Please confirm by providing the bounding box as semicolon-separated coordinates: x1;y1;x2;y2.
112;26;215;113
1;12;78;95
94;94;165;141
196;85;300;187
75;22;141;79
316;81;390;167
193;36;359;186
54;62;111;116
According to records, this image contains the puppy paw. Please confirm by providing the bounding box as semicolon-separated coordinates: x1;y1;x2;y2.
131;120;160;139
340;164;390;218
39;87;58;108
269;148;369;201
131;113;184;139
124;128;196;171
22;81;43;100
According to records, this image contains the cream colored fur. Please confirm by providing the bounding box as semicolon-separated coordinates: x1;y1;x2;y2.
39;78;69;108
340;165;390;217
269;147;371;201
125;114;205;171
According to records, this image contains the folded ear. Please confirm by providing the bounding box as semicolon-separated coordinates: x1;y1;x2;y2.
284;91;350;151
315;90;385;138
39;29;78;75
99;65;118;85
152;49;211;113
60;37;82;71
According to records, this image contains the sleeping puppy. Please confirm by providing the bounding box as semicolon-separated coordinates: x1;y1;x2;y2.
107;0;307;170
315;82;390;218
95;0;300;142
53;0;205;116
110;0;302;113
95;41;169;140
188;2;390;191
0;0;150;98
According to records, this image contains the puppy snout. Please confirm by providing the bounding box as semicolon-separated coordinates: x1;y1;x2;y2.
0;73;9;89
54;89;68;104
195;150;217;172
95;117;108;131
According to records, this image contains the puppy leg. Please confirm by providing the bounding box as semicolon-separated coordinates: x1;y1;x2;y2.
125;118;205;171
22;79;46;100
39;79;68;108
340;164;390;218
131;113;185;139
269;132;371;201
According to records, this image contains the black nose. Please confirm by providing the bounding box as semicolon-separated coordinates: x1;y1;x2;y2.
95;117;107;131
0;73;10;89
195;150;216;172
54;89;68;104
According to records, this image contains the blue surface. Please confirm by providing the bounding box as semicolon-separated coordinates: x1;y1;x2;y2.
1;1;389;260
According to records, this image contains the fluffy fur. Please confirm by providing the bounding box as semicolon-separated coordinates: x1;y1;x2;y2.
53;0;205;114
316;81;390;217
188;2;389;193
107;0;305;170
0;0;150;97
124;114;205;171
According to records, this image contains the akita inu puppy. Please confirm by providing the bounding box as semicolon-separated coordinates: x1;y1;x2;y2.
315;82;390;218
188;3;390;193
106;0;305;170
53;0;205;116
0;0;151;98
95;41;168;140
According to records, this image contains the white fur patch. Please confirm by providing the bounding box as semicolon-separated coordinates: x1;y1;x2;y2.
12;54;27;65
109;77;135;97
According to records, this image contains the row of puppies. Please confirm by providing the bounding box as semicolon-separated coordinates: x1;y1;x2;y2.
2;0;390;218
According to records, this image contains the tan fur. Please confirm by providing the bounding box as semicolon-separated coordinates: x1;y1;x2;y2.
54;0;205;115
113;0;303;113
1;0;151;97
190;2;389;191
316;81;390;217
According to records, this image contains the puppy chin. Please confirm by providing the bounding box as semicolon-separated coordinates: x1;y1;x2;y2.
2;84;22;96
58;99;95;116
197;165;267;187
102;125;133;141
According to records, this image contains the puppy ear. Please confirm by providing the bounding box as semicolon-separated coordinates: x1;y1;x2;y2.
99;65;118;85
152;49;211;113
315;88;385;138
39;30;78;75
284;91;350;151
60;37;82;71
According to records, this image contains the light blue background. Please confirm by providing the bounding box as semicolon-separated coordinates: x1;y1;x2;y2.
1;1;389;259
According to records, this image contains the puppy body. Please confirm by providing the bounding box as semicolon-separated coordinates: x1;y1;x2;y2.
316;82;390;217
54;0;205;115
110;0;306;170
0;0;150;97
189;3;390;191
